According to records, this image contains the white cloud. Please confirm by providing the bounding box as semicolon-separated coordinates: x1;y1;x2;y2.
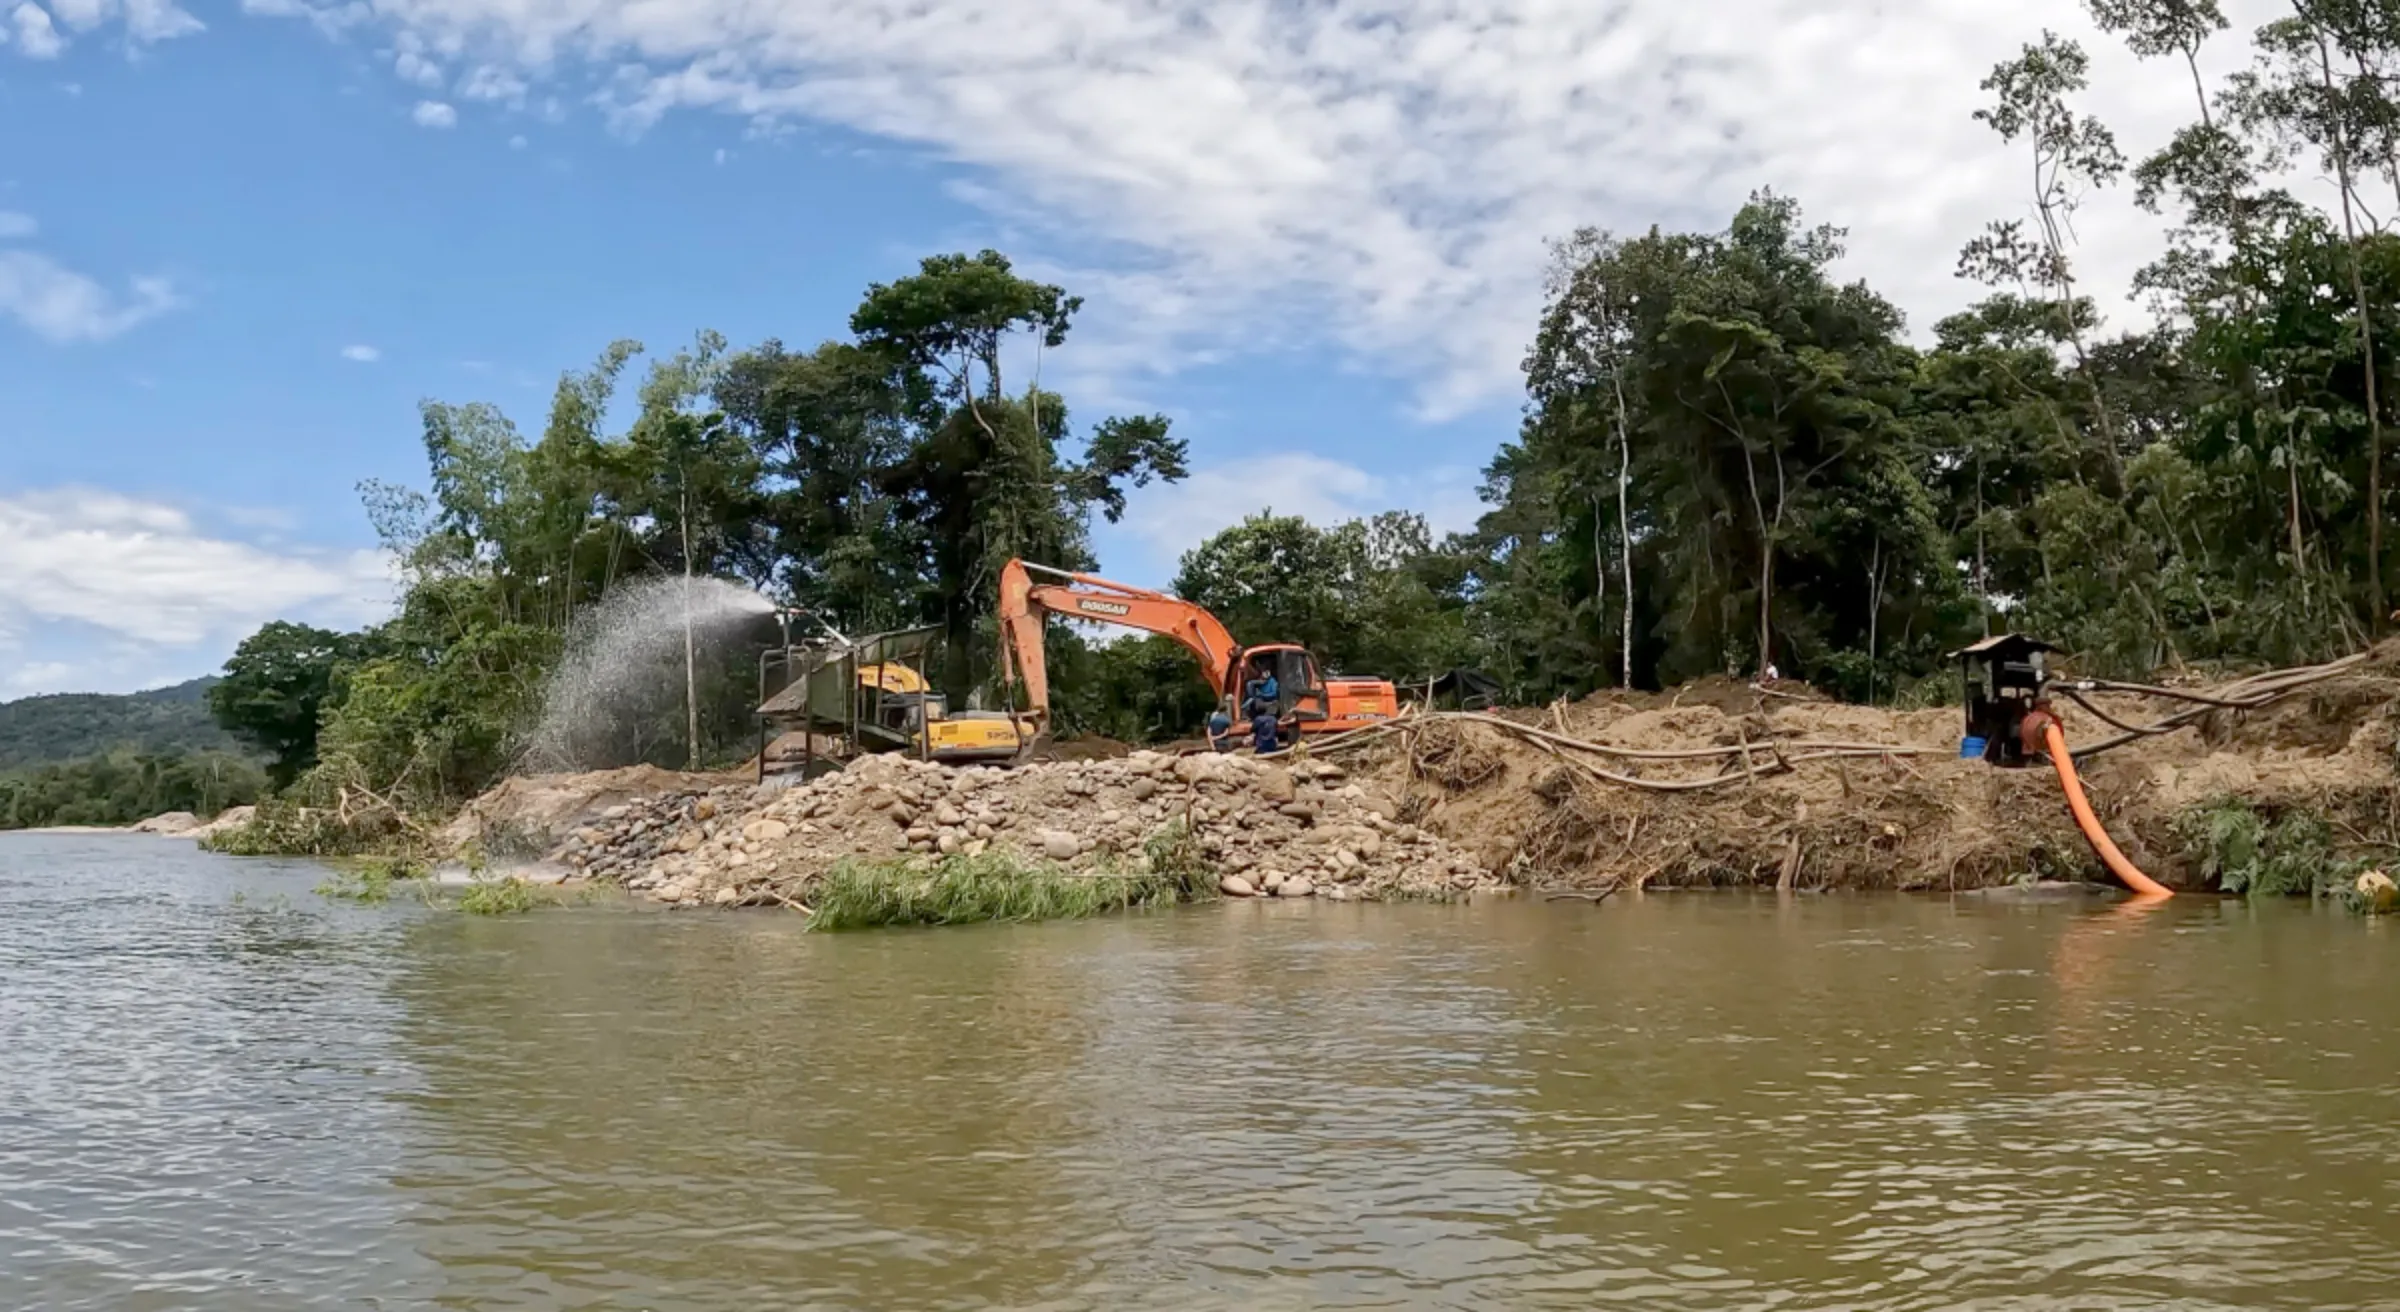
10;0;199;48
117;0;201;42
340;343;380;362
243;0;2290;417
456;62;523;102
0;211;34;240
506;133;526;149
0;251;178;342
9;3;65;57
411;98;457;128
394;48;442;87
4;661;79;695
0;489;394;654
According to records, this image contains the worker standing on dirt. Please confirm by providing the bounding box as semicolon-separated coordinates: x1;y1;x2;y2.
2019;696;2061;763
1251;706;1282;755
1207;704;1235;753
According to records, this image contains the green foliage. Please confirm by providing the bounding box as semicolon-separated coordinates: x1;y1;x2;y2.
1047;631;1220;743
1173;511;1473;683
0;677;242;771
456;875;547;916
313;857;427;905
1141;817;1215;898
806;849;1196;931
209;622;376;786
2174;797;2348;897
0;750;264;831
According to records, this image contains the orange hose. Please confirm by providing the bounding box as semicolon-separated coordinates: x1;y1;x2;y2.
2044;722;2173;899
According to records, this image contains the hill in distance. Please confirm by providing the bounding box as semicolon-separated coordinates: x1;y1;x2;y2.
0;677;249;771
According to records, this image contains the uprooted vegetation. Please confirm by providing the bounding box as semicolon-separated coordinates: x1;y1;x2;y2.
1307;649;2400;895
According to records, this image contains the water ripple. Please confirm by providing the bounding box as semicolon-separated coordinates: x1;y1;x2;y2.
5;836;2398;1309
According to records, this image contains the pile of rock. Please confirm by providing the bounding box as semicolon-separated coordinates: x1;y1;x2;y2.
549;749;1499;908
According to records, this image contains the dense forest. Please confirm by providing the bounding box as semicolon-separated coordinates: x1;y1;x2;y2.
0;679;264;830
0;678;238;770
0;751;264;831
188;0;2400;833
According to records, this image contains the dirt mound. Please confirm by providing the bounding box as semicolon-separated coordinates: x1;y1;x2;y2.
1342;655;2400;892
131;812;201;835
185;806;254;841
474;650;2400;905
441;765;745;857
557;750;1496;907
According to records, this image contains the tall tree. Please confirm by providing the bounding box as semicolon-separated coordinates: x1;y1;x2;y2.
849;252;1186;694
1960;31;2132;489
209;622;371;787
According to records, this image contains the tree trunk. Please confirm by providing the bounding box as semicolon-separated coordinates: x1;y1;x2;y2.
1866;536;1884;706
2313;38;2390;633
1975;455;1990;638
1590;491;1607;660
1738;441;1775;676
2338;45;2390;631
2030;118;2125;492
1616;386;1634;689
681;484;700;772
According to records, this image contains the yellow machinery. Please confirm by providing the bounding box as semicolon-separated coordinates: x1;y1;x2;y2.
854;661;1028;764
756;619;1027;778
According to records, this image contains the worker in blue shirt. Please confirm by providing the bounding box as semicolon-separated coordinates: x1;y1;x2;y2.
1250;706;1282;755
1206;705;1235;753
1244;669;1279;718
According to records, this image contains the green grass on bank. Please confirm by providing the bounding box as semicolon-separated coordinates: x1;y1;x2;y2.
809;824;1216;932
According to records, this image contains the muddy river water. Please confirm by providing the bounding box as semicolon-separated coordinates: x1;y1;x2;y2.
3;833;2397;1310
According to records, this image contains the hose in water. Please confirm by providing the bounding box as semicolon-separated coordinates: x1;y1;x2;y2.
2043;722;2173;899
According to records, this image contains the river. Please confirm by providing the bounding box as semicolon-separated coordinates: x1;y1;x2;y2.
2;833;2396;1310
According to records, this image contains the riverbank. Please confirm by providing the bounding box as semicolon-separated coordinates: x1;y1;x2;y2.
190;646;2400;912
15;807;257;840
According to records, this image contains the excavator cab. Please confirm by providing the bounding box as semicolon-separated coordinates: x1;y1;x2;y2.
1241;646;1328;726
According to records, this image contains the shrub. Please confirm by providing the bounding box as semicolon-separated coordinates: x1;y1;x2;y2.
807;849;1187;931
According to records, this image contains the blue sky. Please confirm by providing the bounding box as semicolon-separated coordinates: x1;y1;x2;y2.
0;0;2235;696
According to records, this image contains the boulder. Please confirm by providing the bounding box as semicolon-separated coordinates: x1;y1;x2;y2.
1041;830;1082;862
1128;777;1160;801
132;811;201;835
937;833;962;855
934;802;964;827
742;819;790;843
2359;869;2398;913
1257;767;1297;804
1219;874;1258;898
1278;876;1316;899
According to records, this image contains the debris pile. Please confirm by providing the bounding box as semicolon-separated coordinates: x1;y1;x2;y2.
1317;650;2400;893
550;750;1499;908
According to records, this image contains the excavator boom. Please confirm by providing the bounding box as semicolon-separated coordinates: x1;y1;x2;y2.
999;560;1242;733
997;558;1394;741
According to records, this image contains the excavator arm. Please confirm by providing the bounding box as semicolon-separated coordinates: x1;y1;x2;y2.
998;558;1242;733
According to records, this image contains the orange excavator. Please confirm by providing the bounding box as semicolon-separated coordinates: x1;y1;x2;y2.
997;558;1398;748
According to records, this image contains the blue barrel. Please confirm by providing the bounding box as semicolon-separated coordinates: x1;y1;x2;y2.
1960;735;1987;760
